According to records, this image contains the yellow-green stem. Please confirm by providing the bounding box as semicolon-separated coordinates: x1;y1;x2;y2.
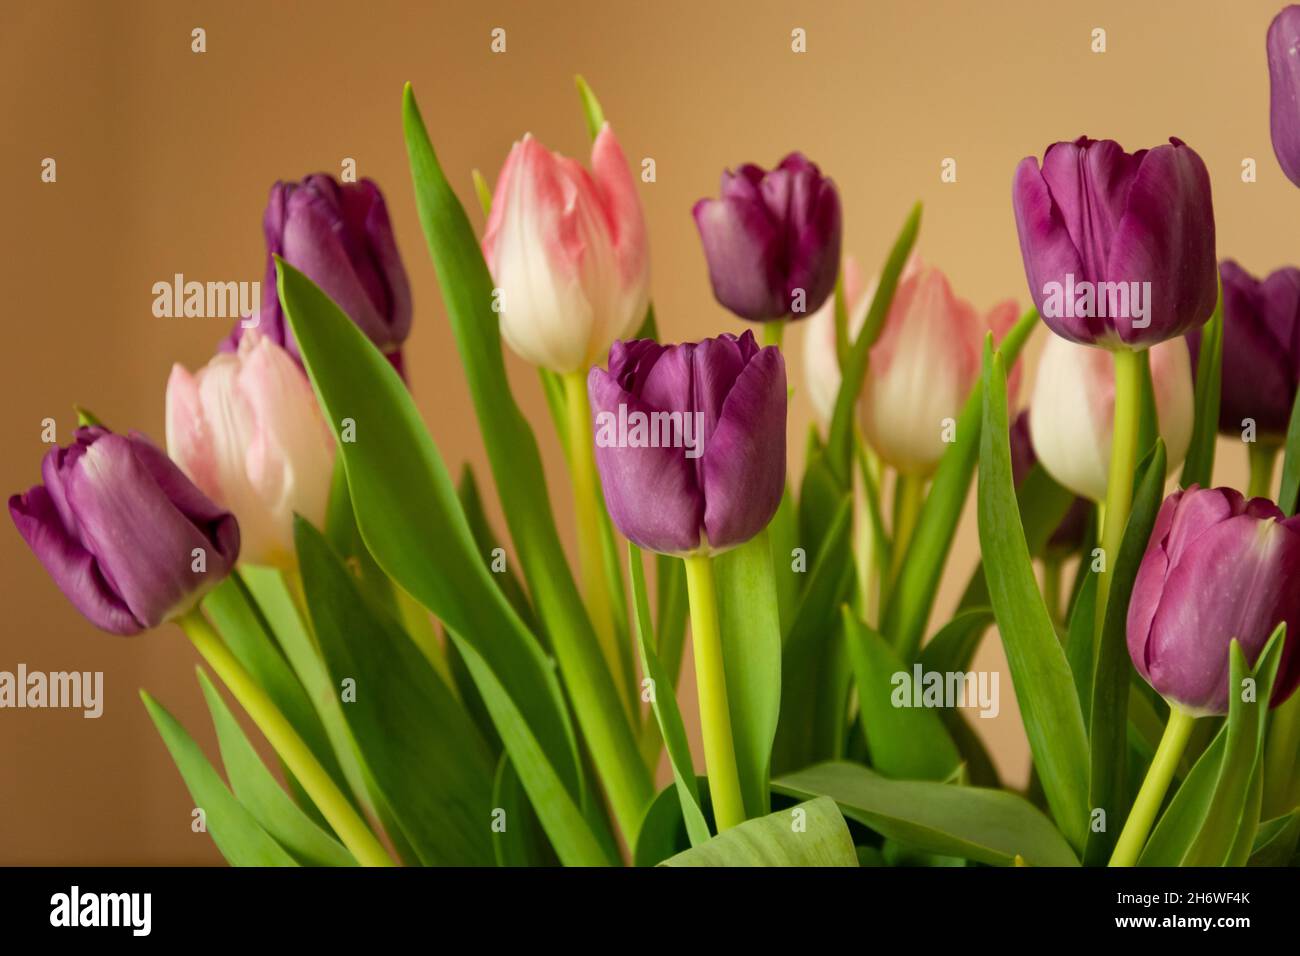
682;554;746;831
1109;706;1196;867
762;319;787;350
562;371;633;720
178;610;395;867
888;473;925;589
1248;442;1280;500
1095;348;1143;643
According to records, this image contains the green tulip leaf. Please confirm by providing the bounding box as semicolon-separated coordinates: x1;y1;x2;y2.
1280;387;1300;518
491;755;560;867
773;496;854;774
628;543;711;847
196;669;355;866
141;691;298;867
958;464;1075;612
1083;440;1166;865
202;572;356;828
775;761;1078;867
276;256;587;816
845;609;961;781
295;517;496;866
662;797;857;867
977;338;1089;851
1140;625;1286;866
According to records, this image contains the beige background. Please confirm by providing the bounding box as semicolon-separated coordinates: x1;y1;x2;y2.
0;0;1272;863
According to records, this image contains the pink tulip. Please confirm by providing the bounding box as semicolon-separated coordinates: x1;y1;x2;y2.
858;261;1020;475
165;330;335;567
482;125;650;374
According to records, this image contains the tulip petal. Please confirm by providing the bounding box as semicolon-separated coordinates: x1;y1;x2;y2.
63;434;227;628
701;346;787;549
693;196;785;321
1011;157;1093;343
1269;5;1300;188
1144;513;1300;713
588;367;703;554
1107;142;1217;345
9;486;142;634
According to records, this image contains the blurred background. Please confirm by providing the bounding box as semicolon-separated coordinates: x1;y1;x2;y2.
0;0;1281;863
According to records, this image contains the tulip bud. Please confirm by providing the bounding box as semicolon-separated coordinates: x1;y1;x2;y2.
1187;260;1300;440
588;331;786;555
1128;486;1300;714
225;175;412;369
482;125;650;374
1012;137;1217;349
166;330;335;567
1028;334;1193;502
9;427;240;634
858;262;1019;476
1009;410;1091;555
693;153;842;323
1269;6;1300;188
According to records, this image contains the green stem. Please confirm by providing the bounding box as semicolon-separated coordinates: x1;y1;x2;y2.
562;371;633;720
1095;348;1143;643
888;473;925;589
762;319;787;350
1109;706;1196;867
1248;442;1280;500
682;554;746;831
177;610;395;867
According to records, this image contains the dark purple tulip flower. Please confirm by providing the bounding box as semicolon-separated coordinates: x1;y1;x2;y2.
1127;486;1300;715
588;330;786;555
1188;260;1300;439
1269;6;1300;188
693;153;842;323
1012;137;1217;349
9;427;240;635
1009;410;1090;555
225;175;412;371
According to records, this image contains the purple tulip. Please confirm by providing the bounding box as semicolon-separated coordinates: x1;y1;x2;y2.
1012;137;1217;349
1009;410;1090;555
1127;486;1300;714
588;331;786;555
1187;260;1300;439
1269;6;1300;187
693;153;842;323
9;427;240;635
225;175;412;367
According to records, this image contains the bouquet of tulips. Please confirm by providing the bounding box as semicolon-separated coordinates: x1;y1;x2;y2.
12;8;1300;868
